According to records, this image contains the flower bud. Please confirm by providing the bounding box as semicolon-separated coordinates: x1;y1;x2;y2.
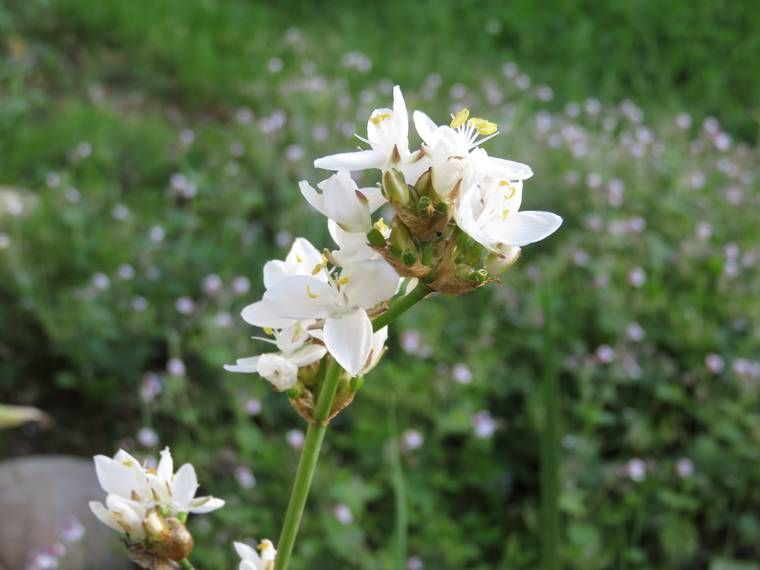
389;219;415;255
414;168;434;198
143;511;194;562
366;228;386;248
382;169;409;207
484;245;521;275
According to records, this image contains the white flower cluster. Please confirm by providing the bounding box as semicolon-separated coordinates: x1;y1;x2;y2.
227;86;560;390
89;447;224;543
90;448;277;568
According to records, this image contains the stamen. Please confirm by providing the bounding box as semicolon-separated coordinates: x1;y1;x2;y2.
370;112;392;125
295;255;303;263
450;108;470;129
306;285;319;299
373;217;389;234
499;180;516;199
502;208;511;220
337;276;350;285
312;263;325;275
467;117;498;136
263;327;274;335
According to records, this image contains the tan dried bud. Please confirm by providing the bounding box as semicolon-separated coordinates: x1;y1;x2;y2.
143;511;194;562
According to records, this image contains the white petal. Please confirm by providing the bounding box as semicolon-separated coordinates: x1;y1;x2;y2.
262;260;290;290
324;311;373;376
482;155;534;181
361;326;388;375
287;343;327;367
256;353;299;391
157;447;174;483
298;180;327;217
106;495;146;541
341;260;399;309
263;276;340;319
413;110;439;147
315;171;371;232
358;185;386;213
235;542;263;565
188;495;225;513
241;300;295;329
496;211;563;246
314;150;383;172
224;356;261;373
94;455;136;498
240;561;261;570
89;501;122;534
172;463;199;510
286;238;326;280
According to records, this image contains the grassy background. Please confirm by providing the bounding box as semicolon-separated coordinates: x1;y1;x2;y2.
1;1;760;569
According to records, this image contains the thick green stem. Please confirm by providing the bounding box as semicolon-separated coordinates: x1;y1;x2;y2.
178;559;196;570
540;288;561;570
274;282;430;570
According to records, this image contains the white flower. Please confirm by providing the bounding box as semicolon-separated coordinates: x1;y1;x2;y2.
90;447;224;531
243;261;398;376
235;540;277;570
314;85;410;173
413;107;534;196
147;447;226;515
328;218;389;266
298;170;385;232
89;494;147;541
242;237;327;329
455;177;562;252
225;321;327;391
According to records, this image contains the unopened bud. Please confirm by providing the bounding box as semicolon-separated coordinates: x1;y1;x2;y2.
417;196;432;215
401;249;417;266
389;220;415;255
456;232;484;266
366;228;386;248
143;511;194;562
484;245;521;275
382;169;409;207
414;168;434;198
286;387;301;399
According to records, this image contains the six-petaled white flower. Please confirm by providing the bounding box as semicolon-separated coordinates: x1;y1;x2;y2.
235;540;277;570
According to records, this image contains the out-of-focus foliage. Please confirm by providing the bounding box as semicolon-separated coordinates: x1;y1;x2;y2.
1;1;759;569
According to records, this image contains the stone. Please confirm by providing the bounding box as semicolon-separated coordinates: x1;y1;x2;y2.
0;455;133;570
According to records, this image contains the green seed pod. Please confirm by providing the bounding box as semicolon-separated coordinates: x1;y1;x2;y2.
389;219;415;255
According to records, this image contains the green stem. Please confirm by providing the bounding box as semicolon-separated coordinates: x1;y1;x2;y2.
389;405;408;570
539;287;561;570
274;282;430;570
372;281;430;331
178;559;196;570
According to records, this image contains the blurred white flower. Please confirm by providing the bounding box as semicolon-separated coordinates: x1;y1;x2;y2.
203;274;223;295
402;429;424;451
118;263;135;280
472;410;497;439
137;427;159;448
625;458;646;482
628;267;646;287
175;296;195;315
676;457;694;479
167;358;186;377
233;276;251;295
286;429;305;450
333;503;354;525
234;466;256;490
92;273;110;291
234;540;277;570
595;344;615;363
452;362;472;384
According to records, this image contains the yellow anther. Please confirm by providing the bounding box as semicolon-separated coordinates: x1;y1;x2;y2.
373;217;389;234
502;208;511;220
312;263;325;275
370;112;392;125
295;255;303;263
337;276;350;285
450;108;470;129
499;180;516;199
122;460;135;468
468;117;498;135
306;285;319;299
263;327;274;335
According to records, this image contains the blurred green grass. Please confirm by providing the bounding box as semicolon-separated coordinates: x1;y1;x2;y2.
1;1;760;569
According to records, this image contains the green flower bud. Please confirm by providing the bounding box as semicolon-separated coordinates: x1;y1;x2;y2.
382;169;410;207
417;196;432;215
350;376;364;392
286;387;301;399
401;249;417;266
389;219;415;255
414;168;434;198
366;228;386;248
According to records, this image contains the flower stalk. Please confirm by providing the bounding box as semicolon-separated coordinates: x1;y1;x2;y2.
274;282;430;570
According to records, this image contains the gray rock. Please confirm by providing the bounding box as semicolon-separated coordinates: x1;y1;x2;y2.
0;455;133;570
